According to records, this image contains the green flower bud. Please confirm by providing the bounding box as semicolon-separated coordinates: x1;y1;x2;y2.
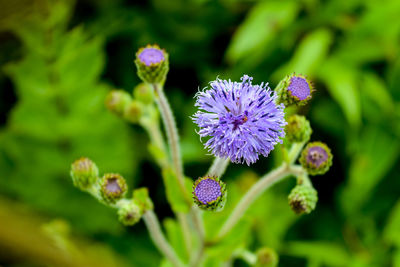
299;141;333;175
117;200;142;226
70;157;99;190
192;176;227;212
285;114;312;144
256;247;279;267
135;44;169;85
133;83;154;105
133;187;154;212
276;74;314;106
99;173;127;204
288;185;318;214
123;100;143;124
105;90;132;116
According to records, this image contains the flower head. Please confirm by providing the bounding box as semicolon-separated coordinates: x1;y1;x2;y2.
299;141;333;175
276;74;313;106
193;75;286;165
135;44;169;84
193;176;226;212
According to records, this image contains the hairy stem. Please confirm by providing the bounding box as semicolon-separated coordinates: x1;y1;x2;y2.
143;210;185;267
216;164;304;240
177;212;192;257
208;157;230;177
153;83;189;203
288;142;306;165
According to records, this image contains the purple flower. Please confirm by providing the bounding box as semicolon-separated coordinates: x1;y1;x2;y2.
192;176;226;211
193;75;286;165
288;76;311;101
137;46;165;66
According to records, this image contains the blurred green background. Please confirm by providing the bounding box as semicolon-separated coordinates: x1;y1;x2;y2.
0;0;400;266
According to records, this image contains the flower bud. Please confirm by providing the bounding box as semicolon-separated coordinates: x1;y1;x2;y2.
123;100;143;124
70;157;99;190
105;90;132;116
285;114;312;144
192;176;226;212
299;141;333;175
99;173;127;204
133;83;154;105
133;187;154;212
288;185;318;214
135;44;169;85
276;74;313;106
117;200;142;226
255;247;279;267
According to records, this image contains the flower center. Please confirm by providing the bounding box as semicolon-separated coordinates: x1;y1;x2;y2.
288;76;311;100
307;147;328;167
232;114;248;130
138;48;164;66
195;179;221;204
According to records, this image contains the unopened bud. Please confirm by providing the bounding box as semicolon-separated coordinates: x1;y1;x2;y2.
133;83;154;105
117;200;142;226
70;157;99;190
285;114;312;144
192;176;227;212
256;247;279;267
276;74;314;106
123;100;143;124
99;173;127;204
135;44;169;85
105;90;132;116
288;185;318;214
299;141;333;175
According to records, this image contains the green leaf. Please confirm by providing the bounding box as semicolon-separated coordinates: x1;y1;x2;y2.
384;200;400;247
226;1;299;63
341;126;400;214
272;28;333;80
317;58;361;128
161;168;191;213
284;241;350;266
164;218;188;261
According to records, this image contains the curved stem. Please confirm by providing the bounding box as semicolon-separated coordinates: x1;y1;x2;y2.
143;210;185;267
208;157;230;177
153;83;189;203
288;142;306;165
216;164;304;240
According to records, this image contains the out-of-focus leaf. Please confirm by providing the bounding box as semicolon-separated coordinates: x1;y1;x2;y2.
341;126;400;214
311;99;347;137
362;72;395;113
283;241;350;267
226;1;299;63
164;218;188;261
272;28;333;81
161;168;191;213
384;200;400;247
317;58;361;128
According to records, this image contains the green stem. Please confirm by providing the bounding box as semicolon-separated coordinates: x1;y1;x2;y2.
287;142;306;165
143;210;185;267
208;157;230;177
152;83;189;204
177;212;192;257
216;164;304;240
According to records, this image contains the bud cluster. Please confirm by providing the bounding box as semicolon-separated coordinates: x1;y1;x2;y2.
288;185;318;214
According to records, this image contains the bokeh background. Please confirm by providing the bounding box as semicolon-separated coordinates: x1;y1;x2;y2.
0;0;400;266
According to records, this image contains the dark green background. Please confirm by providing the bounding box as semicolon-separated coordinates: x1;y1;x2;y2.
0;0;399;266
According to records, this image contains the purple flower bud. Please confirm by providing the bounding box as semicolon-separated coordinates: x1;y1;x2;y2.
135;44;169;84
299;142;333;175
138;47;165;66
193;75;286;165
100;173;127;204
192;176;226;212
276;74;314;106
